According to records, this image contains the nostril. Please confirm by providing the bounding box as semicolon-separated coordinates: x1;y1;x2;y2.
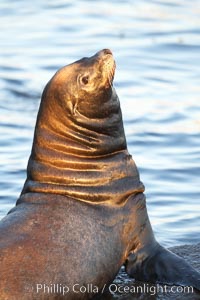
103;49;112;55
95;49;113;58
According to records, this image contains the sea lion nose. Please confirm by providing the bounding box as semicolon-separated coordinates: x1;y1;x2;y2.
95;49;113;58
102;49;113;55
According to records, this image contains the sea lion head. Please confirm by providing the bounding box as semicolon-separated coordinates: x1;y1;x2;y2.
36;49;126;155
44;48;118;120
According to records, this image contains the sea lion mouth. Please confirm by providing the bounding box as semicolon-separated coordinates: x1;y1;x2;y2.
107;58;116;87
94;49;116;87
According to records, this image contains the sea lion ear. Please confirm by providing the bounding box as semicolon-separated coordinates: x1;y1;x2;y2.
68;101;78;116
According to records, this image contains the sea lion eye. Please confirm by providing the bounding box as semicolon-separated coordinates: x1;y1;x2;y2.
81;75;89;85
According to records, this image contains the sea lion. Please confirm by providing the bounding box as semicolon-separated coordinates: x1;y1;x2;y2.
0;49;199;300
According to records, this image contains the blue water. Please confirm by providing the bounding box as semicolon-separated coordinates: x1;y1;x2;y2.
0;0;199;247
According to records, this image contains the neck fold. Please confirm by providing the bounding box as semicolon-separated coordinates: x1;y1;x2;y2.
20;92;144;205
